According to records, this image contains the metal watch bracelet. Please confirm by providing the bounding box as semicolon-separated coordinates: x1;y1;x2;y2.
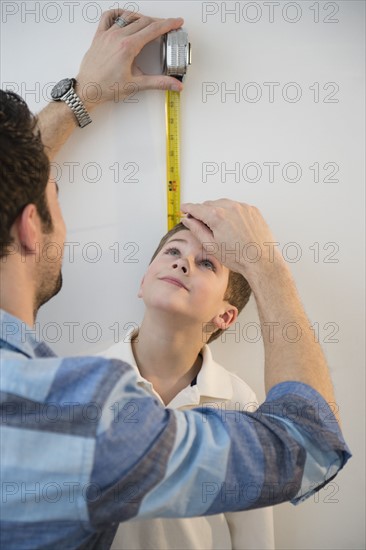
62;88;92;128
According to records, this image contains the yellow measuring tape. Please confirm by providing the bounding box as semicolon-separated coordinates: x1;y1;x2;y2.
165;90;181;230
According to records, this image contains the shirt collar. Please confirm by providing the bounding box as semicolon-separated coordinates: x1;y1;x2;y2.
101;327;159;397
195;345;233;401
0;309;56;358
102;326;234;407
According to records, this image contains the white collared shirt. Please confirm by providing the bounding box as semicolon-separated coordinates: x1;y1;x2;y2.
99;330;275;550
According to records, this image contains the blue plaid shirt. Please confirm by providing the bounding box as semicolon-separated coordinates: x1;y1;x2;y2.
0;309;351;549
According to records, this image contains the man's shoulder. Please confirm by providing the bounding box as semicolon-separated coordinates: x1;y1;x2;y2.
1;345;134;406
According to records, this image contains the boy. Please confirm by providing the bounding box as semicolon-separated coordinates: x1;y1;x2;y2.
101;223;275;550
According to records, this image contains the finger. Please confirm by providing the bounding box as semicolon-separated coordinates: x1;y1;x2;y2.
114;18;150;37
181;217;215;247
181;202;220;229
136;75;184;92
97;8;141;32
132;17;184;53
111;14;164;37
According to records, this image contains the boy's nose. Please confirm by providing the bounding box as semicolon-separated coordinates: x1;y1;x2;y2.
172;258;189;274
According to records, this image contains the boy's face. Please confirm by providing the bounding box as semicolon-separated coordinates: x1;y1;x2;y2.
138;229;237;332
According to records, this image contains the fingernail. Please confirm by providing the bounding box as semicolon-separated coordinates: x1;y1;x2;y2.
171;84;182;92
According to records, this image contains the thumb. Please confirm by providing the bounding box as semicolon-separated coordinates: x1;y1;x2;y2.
137;75;184;92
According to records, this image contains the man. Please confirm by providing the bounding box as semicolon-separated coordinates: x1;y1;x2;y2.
0;9;350;550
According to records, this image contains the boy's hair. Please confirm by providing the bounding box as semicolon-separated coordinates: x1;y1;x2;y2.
0;90;52;259
149;222;252;344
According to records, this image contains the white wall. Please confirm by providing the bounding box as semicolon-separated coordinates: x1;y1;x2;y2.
1;1;364;548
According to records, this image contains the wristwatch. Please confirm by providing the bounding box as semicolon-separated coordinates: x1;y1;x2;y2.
51;78;92;128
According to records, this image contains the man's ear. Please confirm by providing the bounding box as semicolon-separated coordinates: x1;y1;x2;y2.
211;304;238;331
137;275;145;298
15;204;41;254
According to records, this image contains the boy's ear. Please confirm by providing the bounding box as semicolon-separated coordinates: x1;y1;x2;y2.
137;275;145;298
211;304;238;331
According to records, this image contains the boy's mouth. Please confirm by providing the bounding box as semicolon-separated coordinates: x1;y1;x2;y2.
159;277;189;291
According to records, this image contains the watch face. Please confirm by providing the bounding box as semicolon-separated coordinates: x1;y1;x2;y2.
51;78;73;100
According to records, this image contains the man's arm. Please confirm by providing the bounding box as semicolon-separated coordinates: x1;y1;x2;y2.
37;9;184;161
252;260;334;406
0;315;350;548
37;102;78;161
180;199;338;416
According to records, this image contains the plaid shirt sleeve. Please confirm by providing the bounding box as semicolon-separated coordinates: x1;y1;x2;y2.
0;311;351;550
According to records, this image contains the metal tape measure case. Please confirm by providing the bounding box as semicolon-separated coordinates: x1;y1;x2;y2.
162;29;191;81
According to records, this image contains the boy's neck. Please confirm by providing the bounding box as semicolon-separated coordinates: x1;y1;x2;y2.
131;311;205;405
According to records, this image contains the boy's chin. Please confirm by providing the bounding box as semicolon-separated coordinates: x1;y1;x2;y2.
147;301;199;321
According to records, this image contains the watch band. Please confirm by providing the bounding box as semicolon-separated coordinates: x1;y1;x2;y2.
62;87;92;128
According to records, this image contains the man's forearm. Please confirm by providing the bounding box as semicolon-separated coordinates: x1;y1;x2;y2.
248;260;337;409
37;102;81;161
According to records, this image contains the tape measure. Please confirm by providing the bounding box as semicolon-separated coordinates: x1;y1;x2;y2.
162;29;191;230
166;90;181;230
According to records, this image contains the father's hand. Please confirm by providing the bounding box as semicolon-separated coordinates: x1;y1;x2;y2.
76;9;184;109
181;199;287;281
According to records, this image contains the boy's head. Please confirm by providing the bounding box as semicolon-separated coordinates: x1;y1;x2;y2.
143;223;251;343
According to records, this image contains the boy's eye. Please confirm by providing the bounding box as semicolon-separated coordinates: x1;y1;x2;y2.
164;247;216;271
165;247;180;256
200;259;215;271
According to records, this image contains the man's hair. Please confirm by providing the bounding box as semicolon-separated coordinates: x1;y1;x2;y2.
149;222;252;344
0;90;52;259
